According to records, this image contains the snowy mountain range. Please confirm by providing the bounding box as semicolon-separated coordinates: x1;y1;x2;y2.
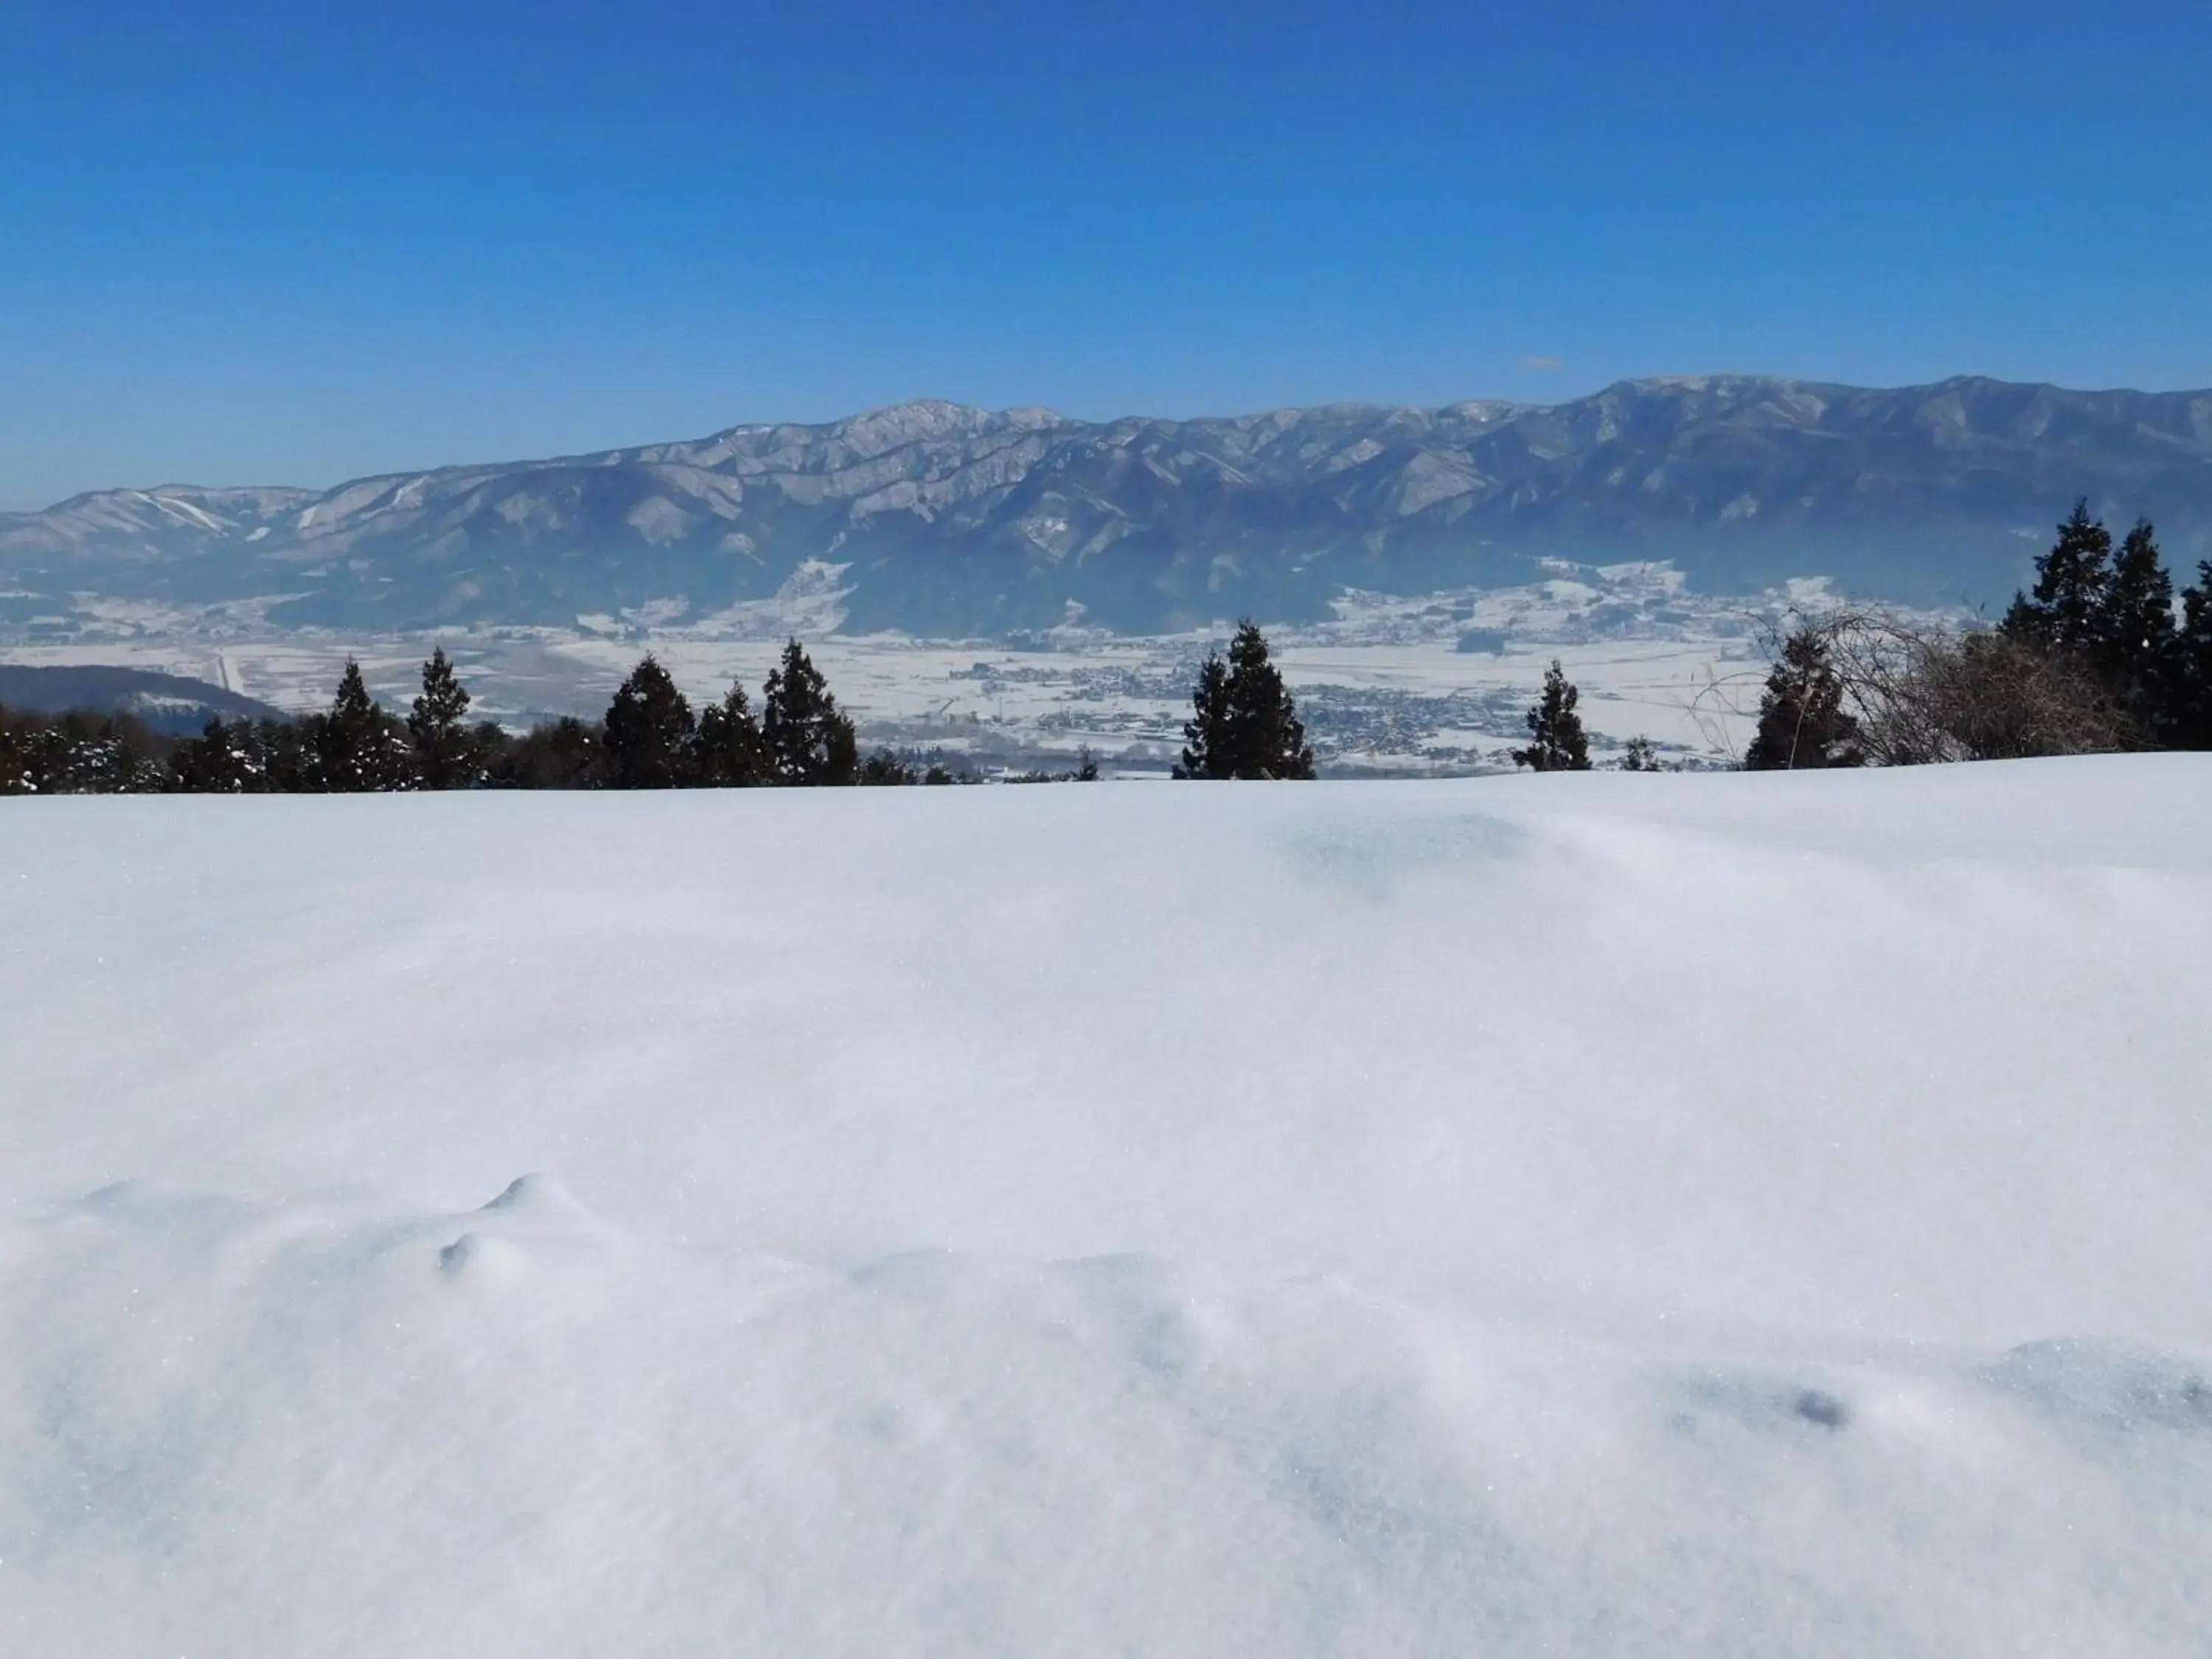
6;376;2211;636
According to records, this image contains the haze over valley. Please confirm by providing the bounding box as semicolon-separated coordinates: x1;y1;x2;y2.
8;373;2208;768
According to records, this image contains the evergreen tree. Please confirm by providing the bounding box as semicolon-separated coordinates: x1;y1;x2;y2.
408;647;482;788
1173;621;1315;779
1745;627;1861;771
1619;734;1660;772
692;678;770;786
858;748;918;785
176;715;307;793
312;658;414;792
762;639;859;785
170;716;267;793
2096;518;2177;742
1173;652;1231;779
470;719;510;772
2003;499;2112;655
2000;504;2181;745
0;710;167;794
495;715;603;789
1513;658;1592;771
254;717;313;792
1222;620;1315;779
2174;562;2212;751
602;655;697;788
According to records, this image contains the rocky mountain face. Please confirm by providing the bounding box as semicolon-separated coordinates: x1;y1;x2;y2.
6;377;2210;636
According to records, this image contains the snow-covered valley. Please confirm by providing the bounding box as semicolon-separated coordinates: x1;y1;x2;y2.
4;761;2209;1655
0;564;1837;772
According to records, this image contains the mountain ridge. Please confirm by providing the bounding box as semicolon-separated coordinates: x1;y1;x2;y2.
7;375;2211;636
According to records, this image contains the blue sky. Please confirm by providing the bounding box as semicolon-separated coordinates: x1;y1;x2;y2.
3;0;2208;507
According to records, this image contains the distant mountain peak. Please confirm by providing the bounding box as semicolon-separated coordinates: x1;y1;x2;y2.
5;375;2209;637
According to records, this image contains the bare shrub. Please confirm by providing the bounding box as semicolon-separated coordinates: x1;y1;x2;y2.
1866;625;2133;762
1690;605;2133;767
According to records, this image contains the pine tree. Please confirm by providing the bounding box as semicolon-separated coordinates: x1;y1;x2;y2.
1513;659;1591;771
2174;562;2212;751
1222;620;1315;779
15;712;167;794
603;655;697;788
858;748;918;785
2096;518;2177;742
254;717;312;793
1173;621;1315;779
498;715;603;789
1745;627;1861;771
1619;734;1660;771
170;716;267;793
1173;653;1231;779
313;658;414;791
470;719;510;775
692;678;769;786
2003;499;2113;655
762;639;859;785
0;711;22;794
408;647;481;788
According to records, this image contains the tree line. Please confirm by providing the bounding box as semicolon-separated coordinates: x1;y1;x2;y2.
1165;619;1635;776
1736;502;2212;769
1508;500;2212;774
12;507;2208;795
1;638;1098;795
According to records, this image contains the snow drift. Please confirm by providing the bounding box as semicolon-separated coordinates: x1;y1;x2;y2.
3;759;2209;1655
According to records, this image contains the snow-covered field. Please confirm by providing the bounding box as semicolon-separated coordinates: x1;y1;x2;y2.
1;565;1841;770
4;760;2209;1655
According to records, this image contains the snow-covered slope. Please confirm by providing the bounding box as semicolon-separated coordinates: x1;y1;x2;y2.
4;760;2209;1655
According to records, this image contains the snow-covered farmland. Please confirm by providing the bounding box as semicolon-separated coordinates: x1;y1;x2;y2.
0;564;1830;771
3;759;2210;1655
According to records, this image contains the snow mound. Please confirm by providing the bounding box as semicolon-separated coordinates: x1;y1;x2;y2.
3;757;2211;1653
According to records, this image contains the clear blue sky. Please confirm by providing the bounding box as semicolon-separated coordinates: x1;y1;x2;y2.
4;0;2208;508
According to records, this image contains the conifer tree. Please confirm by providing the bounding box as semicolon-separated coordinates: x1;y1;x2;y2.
1174;653;1231;779
408;647;481;788
255;717;312;793
1513;658;1592;771
762;639;859;785
1745;627;1861;770
2174;562;2212;751
692;678;770;786
2003;500;2113;655
470;718;509;771
1223;620;1315;779
603;655;696;788
170;716;265;793
858;748;918;785
313;658;414;791
498;715;604;789
1173;621;1314;779
1619;734;1659;771
2096;518;2177;742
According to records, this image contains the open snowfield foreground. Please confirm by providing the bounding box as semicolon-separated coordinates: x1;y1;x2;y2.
4;761;2211;1655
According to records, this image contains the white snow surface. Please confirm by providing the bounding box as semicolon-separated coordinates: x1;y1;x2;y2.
4;758;2211;1655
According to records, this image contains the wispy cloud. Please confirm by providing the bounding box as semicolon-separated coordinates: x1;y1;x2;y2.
1522;355;1563;371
